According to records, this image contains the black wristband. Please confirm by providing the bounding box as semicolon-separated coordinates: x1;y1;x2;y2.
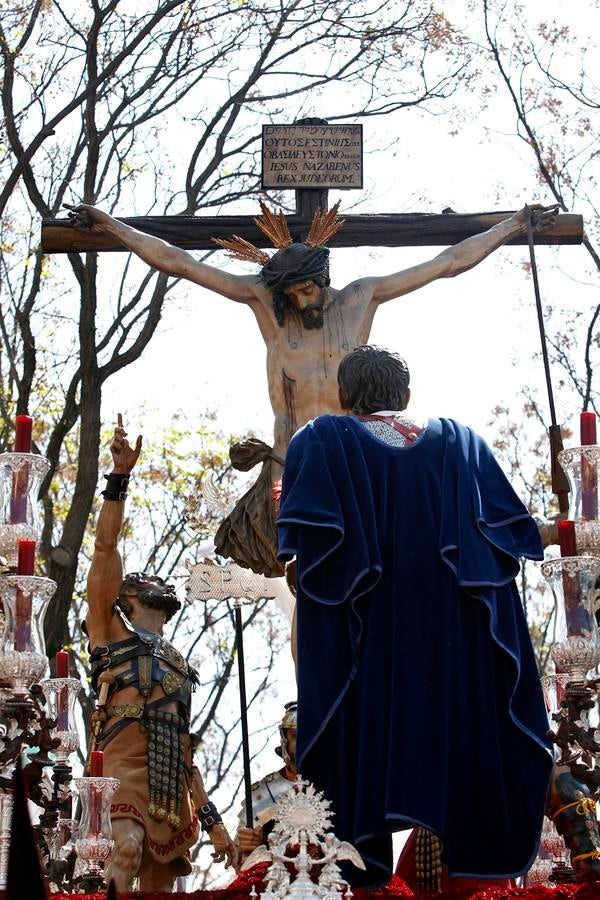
198;801;223;832
101;472;130;501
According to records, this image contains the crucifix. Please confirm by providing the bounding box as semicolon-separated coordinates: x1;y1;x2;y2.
41;120;582;576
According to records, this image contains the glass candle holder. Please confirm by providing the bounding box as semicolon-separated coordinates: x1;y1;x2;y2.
41;678;81;762
541;672;571;717
559;445;600;523
0;453;50;568
74;776;119;879
0;575;55;693
526;856;553;887
541;816;568;864
542;556;600;679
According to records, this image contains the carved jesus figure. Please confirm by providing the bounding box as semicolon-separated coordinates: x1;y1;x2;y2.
68;201;557;575
68;201;556;457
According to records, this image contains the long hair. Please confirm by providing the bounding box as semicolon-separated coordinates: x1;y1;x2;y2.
337;345;410;414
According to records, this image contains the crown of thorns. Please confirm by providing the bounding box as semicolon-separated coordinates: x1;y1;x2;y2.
211;200;345;264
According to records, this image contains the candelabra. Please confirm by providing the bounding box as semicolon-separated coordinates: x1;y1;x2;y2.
534;414;600;885
0;420;110;891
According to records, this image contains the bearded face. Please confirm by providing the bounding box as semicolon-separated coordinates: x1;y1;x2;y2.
299;301;325;330
282;280;326;330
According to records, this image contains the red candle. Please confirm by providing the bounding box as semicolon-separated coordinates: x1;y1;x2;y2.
10;465;30;525
89;751;104;835
557;520;580;611
11;416;33;523
55;650;69;678
55;650;70;730
14;415;33;453
581;411;597;446
558;520;577;557
581;414;598;518
15;540;35;652
90;750;104;777
17;539;35;575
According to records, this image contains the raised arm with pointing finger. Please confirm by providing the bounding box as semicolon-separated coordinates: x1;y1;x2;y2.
86;413;141;648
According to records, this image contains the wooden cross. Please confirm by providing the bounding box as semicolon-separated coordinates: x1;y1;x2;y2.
41;185;582;253
41;119;582;251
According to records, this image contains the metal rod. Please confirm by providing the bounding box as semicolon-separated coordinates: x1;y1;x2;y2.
234;600;253;828
525;206;558;428
525;207;570;512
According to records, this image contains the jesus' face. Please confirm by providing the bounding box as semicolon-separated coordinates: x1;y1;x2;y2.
283;280;325;329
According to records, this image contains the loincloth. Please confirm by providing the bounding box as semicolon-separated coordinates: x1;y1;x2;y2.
101;720;198;874
214;439;285;578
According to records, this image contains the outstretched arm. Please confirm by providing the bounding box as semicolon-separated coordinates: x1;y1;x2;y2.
65;204;260;303
363;204;559;304
86;414;142;645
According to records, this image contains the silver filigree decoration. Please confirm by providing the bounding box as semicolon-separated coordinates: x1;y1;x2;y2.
0;453;51;478
242;777;364;900
271;779;333;845
541;556;600;579
0;575;57;601
559;446;600;468
551;637;600;678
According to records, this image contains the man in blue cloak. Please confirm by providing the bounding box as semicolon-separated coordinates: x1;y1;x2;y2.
277;345;554;887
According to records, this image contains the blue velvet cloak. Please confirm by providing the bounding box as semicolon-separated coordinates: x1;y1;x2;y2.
277;415;553;886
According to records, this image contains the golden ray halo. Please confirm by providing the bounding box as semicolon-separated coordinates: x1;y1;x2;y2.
211;200;345;265
254;200;293;249
211;235;270;266
305;200;345;247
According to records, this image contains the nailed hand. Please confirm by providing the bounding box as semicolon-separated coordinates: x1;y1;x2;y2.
519;203;561;232
63;202;111;232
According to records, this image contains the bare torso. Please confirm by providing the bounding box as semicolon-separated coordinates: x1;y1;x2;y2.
248;279;377;455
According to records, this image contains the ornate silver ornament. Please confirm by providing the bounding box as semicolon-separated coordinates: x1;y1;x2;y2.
242;777;364;900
